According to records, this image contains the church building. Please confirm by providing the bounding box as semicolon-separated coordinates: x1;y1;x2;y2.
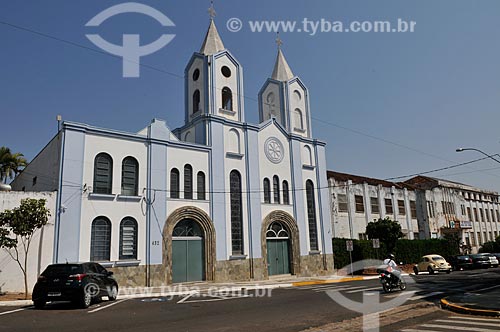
12;17;334;287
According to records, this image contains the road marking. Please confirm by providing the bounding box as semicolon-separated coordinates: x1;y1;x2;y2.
0;307;29;316
469;284;500;293
421;324;498;332
177;293;195;304
87;299;127;313
312;285;365;292
401;329;441;332
408;291;443;300
435;319;500;327
451;316;500;322
345;287;380;293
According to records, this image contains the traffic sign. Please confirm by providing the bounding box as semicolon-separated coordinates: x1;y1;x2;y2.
373;238;380;249
346;240;354;252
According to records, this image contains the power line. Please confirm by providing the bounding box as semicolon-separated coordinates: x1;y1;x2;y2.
383;154;500;181
3;19;499;184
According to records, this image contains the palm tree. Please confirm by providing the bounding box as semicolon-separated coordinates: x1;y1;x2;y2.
0;147;27;184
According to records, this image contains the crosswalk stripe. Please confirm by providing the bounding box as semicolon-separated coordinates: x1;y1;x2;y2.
345;287;380;293
421;323;499;332
313;285;365;292
451;316;500;323
435;319;500;328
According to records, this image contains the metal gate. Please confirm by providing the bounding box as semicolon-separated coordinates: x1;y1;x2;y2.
266;221;291;276
172;219;205;283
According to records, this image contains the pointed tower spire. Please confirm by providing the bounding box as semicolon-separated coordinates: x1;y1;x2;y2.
200;1;225;55
271;33;294;81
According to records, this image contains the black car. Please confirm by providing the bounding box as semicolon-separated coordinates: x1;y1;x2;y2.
32;262;118;309
448;255;473;271
469;254;491;269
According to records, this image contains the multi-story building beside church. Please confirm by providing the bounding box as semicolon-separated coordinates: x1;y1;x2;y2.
11;18;334;286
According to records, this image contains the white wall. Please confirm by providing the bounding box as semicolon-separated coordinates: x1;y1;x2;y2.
0;191;56;293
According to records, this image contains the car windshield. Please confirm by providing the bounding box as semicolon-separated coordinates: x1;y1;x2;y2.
42;264;83;276
432;256;445;261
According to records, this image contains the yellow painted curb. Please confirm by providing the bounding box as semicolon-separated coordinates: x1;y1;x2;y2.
292;276;364;287
441;298;500;317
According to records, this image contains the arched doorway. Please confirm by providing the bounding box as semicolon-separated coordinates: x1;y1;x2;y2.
261;211;300;277
172;219;205;283
163;206;216;284
266;221;291;275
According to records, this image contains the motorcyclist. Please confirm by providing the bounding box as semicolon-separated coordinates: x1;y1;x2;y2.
383;254;401;283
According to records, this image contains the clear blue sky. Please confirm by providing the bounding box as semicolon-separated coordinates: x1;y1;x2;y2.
1;0;500;191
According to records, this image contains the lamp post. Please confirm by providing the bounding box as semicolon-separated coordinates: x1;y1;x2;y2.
455;147;500;164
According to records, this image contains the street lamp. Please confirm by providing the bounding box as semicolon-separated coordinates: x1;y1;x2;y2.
456;147;500;164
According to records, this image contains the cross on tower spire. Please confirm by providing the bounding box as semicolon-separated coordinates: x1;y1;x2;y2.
275;32;283;49
208;1;216;20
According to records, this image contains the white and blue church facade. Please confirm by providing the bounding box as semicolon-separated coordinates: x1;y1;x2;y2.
12;19;334;286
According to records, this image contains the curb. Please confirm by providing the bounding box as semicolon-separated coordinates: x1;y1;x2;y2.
0;300;32;307
440;298;500;317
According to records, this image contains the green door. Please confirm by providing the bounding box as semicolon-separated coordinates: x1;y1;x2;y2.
172;237;204;283
267;239;290;276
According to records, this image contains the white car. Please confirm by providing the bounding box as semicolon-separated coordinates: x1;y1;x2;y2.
481;254;499;268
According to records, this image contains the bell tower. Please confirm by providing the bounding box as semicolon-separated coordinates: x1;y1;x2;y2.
184;3;245;129
258;35;311;138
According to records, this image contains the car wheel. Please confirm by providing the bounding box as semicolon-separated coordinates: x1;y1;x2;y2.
399;281;406;291
427;267;435;275
33;299;45;309
413;266;419;275
79;290;92;309
446;269;451;274
108;285;118;301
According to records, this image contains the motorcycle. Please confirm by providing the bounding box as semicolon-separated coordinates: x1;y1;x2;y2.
379;270;406;293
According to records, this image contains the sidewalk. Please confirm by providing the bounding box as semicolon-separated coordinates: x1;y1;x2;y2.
441;287;500;317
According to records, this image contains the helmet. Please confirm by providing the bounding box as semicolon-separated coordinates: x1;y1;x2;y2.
388;254;395;260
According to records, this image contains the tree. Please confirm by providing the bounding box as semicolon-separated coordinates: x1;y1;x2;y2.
479;235;500;253
366;217;404;252
0;147;27;184
0;199;51;299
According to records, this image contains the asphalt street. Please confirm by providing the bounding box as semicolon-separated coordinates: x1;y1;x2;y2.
0;268;499;332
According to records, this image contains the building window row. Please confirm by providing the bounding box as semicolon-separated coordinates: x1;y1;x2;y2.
93;153;139;196
170;165;206;200
263;176;290;205
90;216;138;261
337;194;415;219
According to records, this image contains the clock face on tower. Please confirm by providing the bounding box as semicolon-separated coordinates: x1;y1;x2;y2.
264;137;285;164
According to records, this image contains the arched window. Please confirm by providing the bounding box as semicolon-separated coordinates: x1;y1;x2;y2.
222;87;233;111
119;217;138;260
294;108;304;130
282;180;290;205
197;171;206;200
170;168;180;199
184;164;193;199
263;178;271;203
304;146;313;166
121;157;138;196
193;89;200;113
93;153;113;194
230;170;243;255
90;217;111;261
306;180;319;251
273;175;280;204
228;129;241;154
